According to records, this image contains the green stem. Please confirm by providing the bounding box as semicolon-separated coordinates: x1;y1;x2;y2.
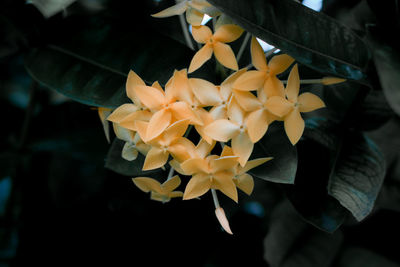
178;13;195;51
236;32;251;63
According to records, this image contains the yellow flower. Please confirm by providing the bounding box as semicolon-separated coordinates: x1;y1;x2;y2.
204;98;257;166
181;148;239;202
266;64;326;145
220;145;272;195
132;71;202;141
169;138;216;175
107;70;152;131
135;119;192;170
132;175;183;203
233;37;294;98
189;24;243;73
151;0;218;26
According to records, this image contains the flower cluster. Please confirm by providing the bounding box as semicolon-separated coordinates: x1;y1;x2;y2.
103;0;343;234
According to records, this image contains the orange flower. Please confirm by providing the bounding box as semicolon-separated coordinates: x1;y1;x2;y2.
97;107;112;143
220;145;272;195
135;119;192;170
189;24;243;73
132;175;183;203
132;72;201;141
233;37;294;98
181;148;239;202
266;64;326;145
204;98;256;166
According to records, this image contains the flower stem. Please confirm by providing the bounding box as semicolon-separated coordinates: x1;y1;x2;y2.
178;13;195;51
167;166;175;181
211;189;220;208
236;32;251;63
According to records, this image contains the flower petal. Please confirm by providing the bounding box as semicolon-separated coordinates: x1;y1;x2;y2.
150;192;170;203
168;137;193;162
134;121;148;141
183;173;211;200
195;138;216;159
194;108;214;143
171;69;192;103
284;109;304;145
143;146;169;170
122;142;139;161
227;97;245;124
211;156;239;173
204;119;239;142
265;96;293;117
146;109;172;141
215;207;233;235
190;78;221;106
232;132;254;166
113;123;135;142
107;104;139;123
213;171;238;202
221;145;234;157
234;173;254;195
246;109;269;143
163;119;189;143
118;110;153;131
213;24;243;43
188;43;213;73
220;68;247;100
186;7;204;26
264;76;285;98
181;158;209;175
268;54;295;75
251;37;267;71
132;177;162;193
233;90;261;112
168;191;184;198
126;70;146;104
151;1;187;17
162;175;181;193
170;102;203;125
98;107;112;143
213;42;238;71
134;85;165;110
232;70;266;91
192;25;212;43
169;159;187;175
285;64;300;102
239;157;273;174
298;92;326;113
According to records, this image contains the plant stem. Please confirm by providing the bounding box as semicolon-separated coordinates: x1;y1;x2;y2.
178;14;195;51
236;32;250;63
211;189;220;208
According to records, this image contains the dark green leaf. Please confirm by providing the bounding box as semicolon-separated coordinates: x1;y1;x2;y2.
105;138;167;177
304;117;341;151
328;132;386;221
249;122;297;184
207;0;370;81
285;140;348;233
24;15;195;108
264;201;344;267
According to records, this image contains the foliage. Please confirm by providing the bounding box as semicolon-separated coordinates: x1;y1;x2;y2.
1;0;400;266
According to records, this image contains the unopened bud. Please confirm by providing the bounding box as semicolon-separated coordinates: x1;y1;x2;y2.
215;207;233;235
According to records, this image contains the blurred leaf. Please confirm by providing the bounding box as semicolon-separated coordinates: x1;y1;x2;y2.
353;90;394;131
368;30;400;116
285;140;348;233
25;15;195;108
264;201;344;267
105;138;167;178
334;246;399;267
207;0;370;81
249;122;297;184
328;132;386;221
28;0;77;18
304;117;341;151
369;117;400;212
